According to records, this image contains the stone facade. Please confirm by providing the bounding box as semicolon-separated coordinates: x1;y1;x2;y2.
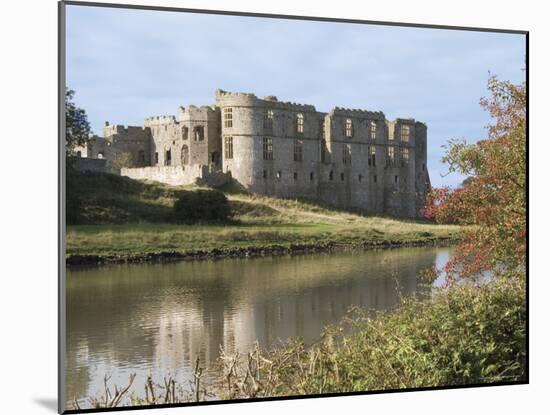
74;89;431;217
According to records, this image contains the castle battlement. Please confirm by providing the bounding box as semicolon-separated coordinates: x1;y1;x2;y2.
331;107;386;119
144;115;177;125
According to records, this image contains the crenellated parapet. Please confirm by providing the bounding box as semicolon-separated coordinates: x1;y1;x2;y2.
144;115;177;127
102;123;150;140
331;107;386;120
215;89;317;112
178;105;219;122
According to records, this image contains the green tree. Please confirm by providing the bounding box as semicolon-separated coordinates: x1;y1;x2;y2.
112;152;134;171
66;88;91;154
424;76;526;281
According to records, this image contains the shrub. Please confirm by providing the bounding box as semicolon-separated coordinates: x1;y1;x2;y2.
173;189;232;223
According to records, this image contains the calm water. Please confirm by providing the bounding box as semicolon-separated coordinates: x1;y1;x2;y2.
66;246;451;405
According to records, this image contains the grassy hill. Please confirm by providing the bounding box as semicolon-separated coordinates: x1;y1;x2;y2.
66;172;461;262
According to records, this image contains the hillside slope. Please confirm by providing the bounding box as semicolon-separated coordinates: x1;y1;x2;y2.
66;173;461;263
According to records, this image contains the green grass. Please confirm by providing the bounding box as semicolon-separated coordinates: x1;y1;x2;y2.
66;172;461;258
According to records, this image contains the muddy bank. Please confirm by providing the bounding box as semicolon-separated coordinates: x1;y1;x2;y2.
66;237;457;267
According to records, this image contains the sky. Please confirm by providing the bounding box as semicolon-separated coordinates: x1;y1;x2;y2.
66;5;526;187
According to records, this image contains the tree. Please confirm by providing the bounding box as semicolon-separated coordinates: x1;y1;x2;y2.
111;152;134;171
66;88;91;154
424;76;526;281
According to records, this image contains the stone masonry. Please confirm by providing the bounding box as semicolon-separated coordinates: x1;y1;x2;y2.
74;89;431;218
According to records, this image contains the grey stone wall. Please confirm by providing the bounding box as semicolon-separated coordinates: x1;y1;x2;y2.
121;165;230;188
69;157;108;174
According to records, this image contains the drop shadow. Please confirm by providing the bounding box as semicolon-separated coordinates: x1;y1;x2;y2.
34;398;57;413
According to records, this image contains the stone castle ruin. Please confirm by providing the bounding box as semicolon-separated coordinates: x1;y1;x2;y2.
74;89;431;217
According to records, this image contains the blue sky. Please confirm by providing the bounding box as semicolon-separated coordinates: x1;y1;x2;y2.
66;5;525;187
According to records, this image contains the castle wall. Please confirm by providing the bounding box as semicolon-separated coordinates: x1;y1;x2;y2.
216;90;324;201
102;124;152;169
144;106;221;170
121;165;230;187
69;157;108;174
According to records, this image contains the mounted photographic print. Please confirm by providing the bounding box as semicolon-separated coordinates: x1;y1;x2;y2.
59;1;528;413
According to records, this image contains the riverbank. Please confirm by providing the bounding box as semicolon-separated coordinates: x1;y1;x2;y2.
66;173;461;266
66;233;457;266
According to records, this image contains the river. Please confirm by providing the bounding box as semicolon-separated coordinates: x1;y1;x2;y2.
65;246;451;406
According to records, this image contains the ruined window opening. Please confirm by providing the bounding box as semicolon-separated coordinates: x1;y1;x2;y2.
387;146;396;166
211;152;219;164
165;149;172;166
97;152;104;159
165;125;168;132
345;119;353;137
374;175;377;183
264;109;274;130
224;136;233;160
321;139;329;163
138;150;145;162
370;121;377;140
329;170;334;181
422;163;425;171
194;126;205;141
76;151;81;157
181;145;189;165
368;146;376;167
263;137;273;160
224;107;233;128
340;172;345;181
394;175;399;184
402;148;409;166
310;172;314;181
358;174;363;182
294;139;303;162
342;144;352;165
154;152;158;164
400;125;410;142
293;172;298;181
263;170;267;179
276;171;282;179
296;113;304;134
182;126;188;140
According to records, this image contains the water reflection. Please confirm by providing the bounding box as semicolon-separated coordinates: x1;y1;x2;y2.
66;246;451;405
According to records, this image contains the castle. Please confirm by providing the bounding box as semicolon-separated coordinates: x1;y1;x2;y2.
74;89;431;218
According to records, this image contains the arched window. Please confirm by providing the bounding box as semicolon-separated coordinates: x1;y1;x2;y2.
97;152;104;159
